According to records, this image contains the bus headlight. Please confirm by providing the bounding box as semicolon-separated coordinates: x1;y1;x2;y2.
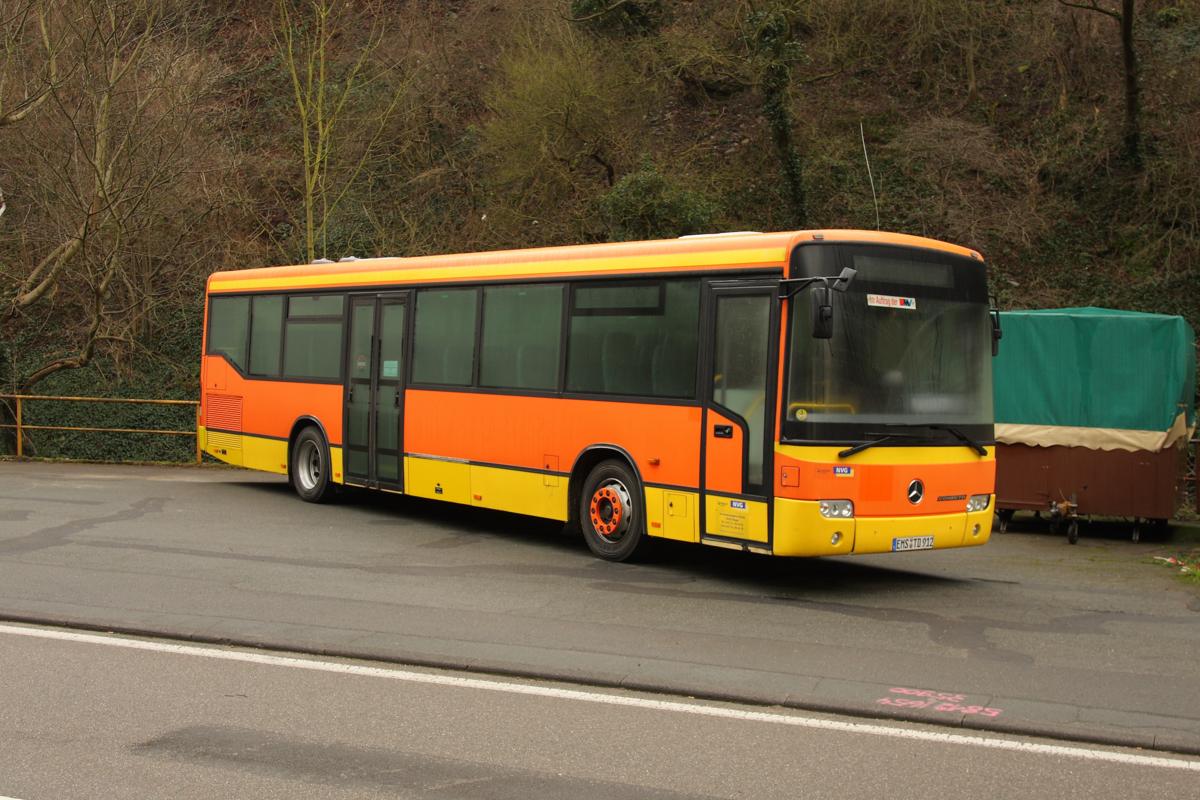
967;494;991;512
819;500;854;519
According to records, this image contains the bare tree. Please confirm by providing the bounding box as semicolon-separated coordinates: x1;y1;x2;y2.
1;0;228;393
0;1;59;128
273;0;408;263
1057;0;1142;168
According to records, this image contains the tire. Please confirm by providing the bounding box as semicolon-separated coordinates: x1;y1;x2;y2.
578;459;645;562
290;426;334;503
997;509;1014;533
1067;518;1079;545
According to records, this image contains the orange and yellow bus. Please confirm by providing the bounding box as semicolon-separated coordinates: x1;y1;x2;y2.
201;230;999;561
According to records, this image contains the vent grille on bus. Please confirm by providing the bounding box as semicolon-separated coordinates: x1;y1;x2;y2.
205;394;243;432
206;430;243;453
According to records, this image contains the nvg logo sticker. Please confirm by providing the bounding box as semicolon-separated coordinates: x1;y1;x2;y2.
833;466;854;477
730;500;747;510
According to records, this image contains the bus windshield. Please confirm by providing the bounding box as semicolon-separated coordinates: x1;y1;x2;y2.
782;244;994;444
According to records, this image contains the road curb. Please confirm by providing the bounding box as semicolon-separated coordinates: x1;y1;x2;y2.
4;611;1198;758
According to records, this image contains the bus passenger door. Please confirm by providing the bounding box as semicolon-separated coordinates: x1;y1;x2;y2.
345;293;408;491
701;282;779;548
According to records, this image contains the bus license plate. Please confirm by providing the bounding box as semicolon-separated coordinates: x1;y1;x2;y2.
892;535;935;552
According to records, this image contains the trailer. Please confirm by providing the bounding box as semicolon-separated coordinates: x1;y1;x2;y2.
992;307;1195;543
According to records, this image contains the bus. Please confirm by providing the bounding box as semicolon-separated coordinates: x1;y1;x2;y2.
200;230;999;561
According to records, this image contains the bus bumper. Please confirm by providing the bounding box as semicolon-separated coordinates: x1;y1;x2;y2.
772;497;994;556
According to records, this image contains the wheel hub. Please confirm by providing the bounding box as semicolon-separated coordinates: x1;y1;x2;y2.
589;480;631;540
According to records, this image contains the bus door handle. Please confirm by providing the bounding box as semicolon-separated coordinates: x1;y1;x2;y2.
713;425;733;439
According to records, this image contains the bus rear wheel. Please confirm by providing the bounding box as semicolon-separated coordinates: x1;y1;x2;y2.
290;426;333;503
579;460;645;562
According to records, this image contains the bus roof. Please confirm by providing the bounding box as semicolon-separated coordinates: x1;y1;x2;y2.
206;229;981;294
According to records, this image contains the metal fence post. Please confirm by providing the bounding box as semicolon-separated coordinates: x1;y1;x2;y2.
14;396;21;459
195;404;202;465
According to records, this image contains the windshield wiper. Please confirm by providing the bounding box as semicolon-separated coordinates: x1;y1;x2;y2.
838;432;924;459
924;424;988;456
837;425;988;459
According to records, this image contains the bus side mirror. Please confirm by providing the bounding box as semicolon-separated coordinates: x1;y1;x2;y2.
812;286;833;339
833;267;856;292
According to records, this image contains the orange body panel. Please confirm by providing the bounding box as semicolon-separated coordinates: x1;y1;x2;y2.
201;355;343;443
774;450;995;517
703;409;744;495
404;389;702;488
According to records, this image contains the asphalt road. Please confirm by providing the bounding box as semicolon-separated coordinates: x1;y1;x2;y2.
1;462;1199;757
2;623;1198;800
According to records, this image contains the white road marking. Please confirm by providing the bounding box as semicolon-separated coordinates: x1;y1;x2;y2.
2;622;1198;772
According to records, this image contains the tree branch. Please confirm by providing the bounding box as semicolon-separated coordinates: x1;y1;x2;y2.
562;0;637;23
0;9;59;127
1055;0;1121;23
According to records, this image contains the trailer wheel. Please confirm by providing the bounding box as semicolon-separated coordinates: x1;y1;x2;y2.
1131;522;1141;544
997;509;1014;533
1066;518;1079;545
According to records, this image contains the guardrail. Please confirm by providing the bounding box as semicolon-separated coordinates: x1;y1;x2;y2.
0;394;201;464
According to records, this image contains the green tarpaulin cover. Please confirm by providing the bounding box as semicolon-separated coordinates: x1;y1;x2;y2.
993;307;1196;451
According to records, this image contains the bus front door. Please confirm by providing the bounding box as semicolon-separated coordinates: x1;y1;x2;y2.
345;293;408;491
701;282;779;548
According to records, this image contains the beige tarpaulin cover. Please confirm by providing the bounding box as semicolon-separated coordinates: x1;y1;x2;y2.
996;412;1193;453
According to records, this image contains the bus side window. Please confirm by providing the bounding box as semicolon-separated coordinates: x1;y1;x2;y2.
282;294;344;380
207;295;250;371
480;284;563;392
565;280;699;399
412;288;478;386
249;295;284;377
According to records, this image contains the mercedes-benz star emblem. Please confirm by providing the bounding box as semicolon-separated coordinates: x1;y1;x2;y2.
907;479;925;505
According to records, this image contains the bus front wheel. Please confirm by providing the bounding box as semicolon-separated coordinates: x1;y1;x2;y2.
579;460;645;562
290;426;333;503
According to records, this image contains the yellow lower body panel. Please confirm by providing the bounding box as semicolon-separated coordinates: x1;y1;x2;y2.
405;456;568;522
469;462;569;521
773;498;856;556
704;495;769;543
406;455;472;505
330;446;344;484
853;506;993;554
645;487;699;542
853;513;964;554
964;503;995;547
773;497;995;556
203;426;243;467
241;434;289;476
